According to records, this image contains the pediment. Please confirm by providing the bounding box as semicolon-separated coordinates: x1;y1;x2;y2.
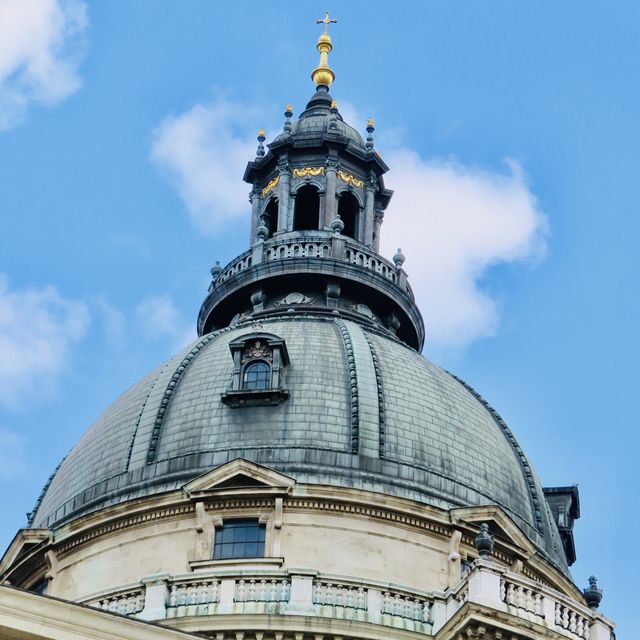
450;505;536;557
183;458;296;498
0;528;50;577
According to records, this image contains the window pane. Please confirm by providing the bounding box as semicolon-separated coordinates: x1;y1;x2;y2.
243;361;271;390
213;520;266;559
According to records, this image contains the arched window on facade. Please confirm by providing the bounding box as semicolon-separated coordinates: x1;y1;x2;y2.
293;185;320;231
264;198;279;237
242;360;271;390
338;191;360;240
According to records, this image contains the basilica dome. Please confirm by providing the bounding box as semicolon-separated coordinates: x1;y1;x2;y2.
30;314;567;573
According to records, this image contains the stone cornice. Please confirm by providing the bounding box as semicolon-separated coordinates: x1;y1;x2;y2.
3;482;576;599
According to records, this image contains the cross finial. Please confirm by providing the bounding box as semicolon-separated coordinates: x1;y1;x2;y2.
316;11;337;34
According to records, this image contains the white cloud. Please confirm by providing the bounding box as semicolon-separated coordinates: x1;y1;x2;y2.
0;275;89;406
0;426;27;479
136;294;196;351
150;97;267;235
0;0;88;130
381;150;547;349
152;94;547;350
93;296;126;348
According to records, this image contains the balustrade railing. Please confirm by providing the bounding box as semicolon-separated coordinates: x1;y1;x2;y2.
500;577;544;617
168;578;220;607
87;587;145;615
381;590;431;622
555;602;591;639
235;578;290;603
313;580;367;611
83;564;612;640
209;233;411;295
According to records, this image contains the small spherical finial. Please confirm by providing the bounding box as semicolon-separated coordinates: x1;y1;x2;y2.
393;248;406;268
285;104;293;116
367;116;375;130
475;522;495;559
210;261;222;278
331;215;344;234
583;575;603;610
331;100;338;110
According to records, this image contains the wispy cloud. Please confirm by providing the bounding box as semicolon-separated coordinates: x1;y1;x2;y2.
0;275;89;407
0;426;27;480
93;296;126;348
151;93;547;350
136;294;196;351
0;0;89;131
382;151;547;350
150;97;267;235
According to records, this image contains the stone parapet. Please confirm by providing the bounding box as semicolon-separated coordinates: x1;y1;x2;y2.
79;562;615;640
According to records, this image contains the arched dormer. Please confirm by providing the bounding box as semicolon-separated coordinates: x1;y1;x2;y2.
337;190;361;240
293;184;320;231
221;332;290;407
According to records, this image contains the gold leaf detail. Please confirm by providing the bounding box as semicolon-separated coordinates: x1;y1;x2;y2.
338;170;364;189
261;175;280;197
292;166;325;178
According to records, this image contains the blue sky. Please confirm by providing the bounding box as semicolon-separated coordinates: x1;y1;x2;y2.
0;1;637;633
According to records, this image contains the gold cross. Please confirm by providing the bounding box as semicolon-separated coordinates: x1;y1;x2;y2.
316;11;337;34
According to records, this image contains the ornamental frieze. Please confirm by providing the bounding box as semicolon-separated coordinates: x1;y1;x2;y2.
292;166;325;178
337;170;364;189
261;175;280;197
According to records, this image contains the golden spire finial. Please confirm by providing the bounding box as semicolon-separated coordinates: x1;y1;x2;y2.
311;12;337;87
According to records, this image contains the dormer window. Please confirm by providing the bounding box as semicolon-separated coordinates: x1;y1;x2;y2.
222;333;289;407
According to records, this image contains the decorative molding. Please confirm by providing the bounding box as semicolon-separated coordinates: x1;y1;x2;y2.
363;332;386;458
292;166;325;178
338;170;364;189
274;292;313;306
448;373;545;534
334;319;359;453
261;175;280;197
146;334;218;463
27;457;66;526
55;504;195;557
125;363;168;472
285;497;451;540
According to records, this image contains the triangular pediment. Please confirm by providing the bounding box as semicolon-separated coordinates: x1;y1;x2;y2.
450;505;536;557
183;458;296;498
0;528;50;577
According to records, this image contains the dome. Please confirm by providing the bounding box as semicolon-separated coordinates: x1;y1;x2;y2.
272;86;366;148
30;314;567;572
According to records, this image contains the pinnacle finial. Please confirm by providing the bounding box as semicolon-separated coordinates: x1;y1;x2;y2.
583;575;603;610
475;522;495;558
256;128;266;158
311;12;337;87
393;248;406;268
366;116;375;150
283;104;293;133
